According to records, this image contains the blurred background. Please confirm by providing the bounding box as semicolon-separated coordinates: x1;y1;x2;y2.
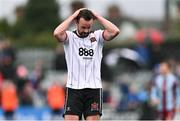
0;0;180;120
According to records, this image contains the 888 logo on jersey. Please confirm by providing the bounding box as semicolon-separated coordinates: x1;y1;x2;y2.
79;47;94;57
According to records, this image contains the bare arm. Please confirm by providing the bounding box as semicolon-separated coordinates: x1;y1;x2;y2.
53;9;83;42
92;11;120;41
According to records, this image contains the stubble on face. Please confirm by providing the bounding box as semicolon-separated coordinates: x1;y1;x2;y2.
77;18;93;38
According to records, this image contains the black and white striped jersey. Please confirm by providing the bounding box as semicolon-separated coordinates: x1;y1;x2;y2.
63;30;105;89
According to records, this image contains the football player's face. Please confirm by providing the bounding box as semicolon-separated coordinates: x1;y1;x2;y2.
159;63;169;75
77;18;93;38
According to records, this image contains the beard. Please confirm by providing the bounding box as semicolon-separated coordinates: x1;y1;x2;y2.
78;31;89;38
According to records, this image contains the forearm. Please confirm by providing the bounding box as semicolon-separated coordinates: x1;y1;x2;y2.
54;8;84;41
94;12;120;41
55;16;74;33
96;15;119;33
53;15;74;41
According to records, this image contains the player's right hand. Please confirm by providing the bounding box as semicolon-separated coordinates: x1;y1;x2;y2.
72;8;87;19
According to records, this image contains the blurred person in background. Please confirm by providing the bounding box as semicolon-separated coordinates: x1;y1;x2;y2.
150;61;180;120
175;62;180;80
0;41;5;86
138;82;157;120
134;43;150;68
54;8;119;121
148;43;164;69
171;1;180;37
15;64;33;106
0;40;16;80
20;82;34;106
127;84;140;111
106;5;138;40
116;80;129;112
28;59;45;106
53;46;67;71
47;83;65;120
71;1;85;13
1;80;18;120
29;58;45;90
106;5;123;28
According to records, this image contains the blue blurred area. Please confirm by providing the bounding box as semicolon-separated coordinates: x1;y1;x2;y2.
0;106;63;120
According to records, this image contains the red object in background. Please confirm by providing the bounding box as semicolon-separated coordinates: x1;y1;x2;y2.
135;29;146;43
47;84;65;110
134;28;164;45
1;82;18;111
0;72;4;87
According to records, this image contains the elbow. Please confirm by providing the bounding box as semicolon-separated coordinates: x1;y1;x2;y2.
53;30;66;42
110;28;120;38
53;30;62;42
114;28;120;36
53;30;59;38
53;30;62;40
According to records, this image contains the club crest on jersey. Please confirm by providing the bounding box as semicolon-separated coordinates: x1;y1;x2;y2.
90;37;97;43
91;102;99;111
89;33;96;43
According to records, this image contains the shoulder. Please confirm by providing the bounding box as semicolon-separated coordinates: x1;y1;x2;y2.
66;31;74;36
93;30;105;42
65;31;78;40
153;75;163;84
155;74;162;80
168;73;177;80
151;75;160;85
93;30;104;35
62;31;76;44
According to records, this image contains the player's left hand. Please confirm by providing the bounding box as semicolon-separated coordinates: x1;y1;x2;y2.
91;10;99;19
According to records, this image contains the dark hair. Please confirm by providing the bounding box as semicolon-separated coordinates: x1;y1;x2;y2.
76;9;95;22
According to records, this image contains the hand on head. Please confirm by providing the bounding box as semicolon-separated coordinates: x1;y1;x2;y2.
72;8;99;20
72;8;88;19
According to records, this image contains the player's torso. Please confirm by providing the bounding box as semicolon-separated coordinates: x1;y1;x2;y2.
155;75;176;92
155;74;177;110
64;31;103;67
63;31;103;89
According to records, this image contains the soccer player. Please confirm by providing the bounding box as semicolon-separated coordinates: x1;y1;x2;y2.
150;61;180;120
54;8;120;121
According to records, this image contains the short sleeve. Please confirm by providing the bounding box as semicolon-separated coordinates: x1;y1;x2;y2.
175;79;180;107
94;30;105;44
64;31;73;45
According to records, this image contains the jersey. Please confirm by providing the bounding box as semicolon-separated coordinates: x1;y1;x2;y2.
150;73;180;111
63;30;105;89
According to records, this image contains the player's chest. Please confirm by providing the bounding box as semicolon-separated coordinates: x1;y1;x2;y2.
156;79;174;90
71;39;98;58
72;38;98;50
